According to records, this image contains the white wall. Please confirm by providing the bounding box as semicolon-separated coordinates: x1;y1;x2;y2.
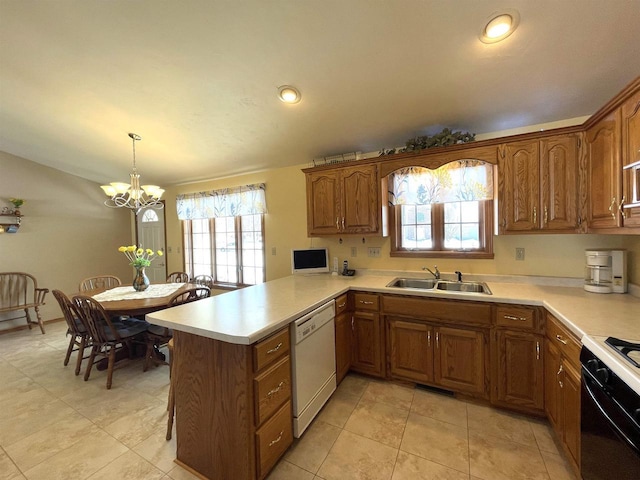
0;151;133;330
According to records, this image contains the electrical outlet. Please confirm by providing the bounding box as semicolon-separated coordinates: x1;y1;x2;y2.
271;247;276;256
167;246;172;253
333;257;339;272
515;247;525;261
368;247;381;257
351;247;357;257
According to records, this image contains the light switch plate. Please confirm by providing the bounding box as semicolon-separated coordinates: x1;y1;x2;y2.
515;247;525;261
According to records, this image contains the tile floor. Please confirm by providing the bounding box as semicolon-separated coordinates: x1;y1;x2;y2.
0;321;577;480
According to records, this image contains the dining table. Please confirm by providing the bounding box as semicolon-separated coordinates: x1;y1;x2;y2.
82;282;194;318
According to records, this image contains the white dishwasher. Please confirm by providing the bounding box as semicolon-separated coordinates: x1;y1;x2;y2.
290;300;336;437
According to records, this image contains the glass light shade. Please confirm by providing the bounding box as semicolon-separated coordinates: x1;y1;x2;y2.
101;185;117;196
485;15;512;38
142;185;160;196
111;182;131;194
151;188;165;199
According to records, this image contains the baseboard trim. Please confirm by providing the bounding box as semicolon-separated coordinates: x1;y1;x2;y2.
0;317;64;336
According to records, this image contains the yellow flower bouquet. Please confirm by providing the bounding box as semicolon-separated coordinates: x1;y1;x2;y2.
118;245;163;268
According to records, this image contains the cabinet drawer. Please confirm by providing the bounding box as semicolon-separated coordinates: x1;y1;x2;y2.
255;400;293;480
546;313;581;369
496;306;536;330
254;327;290;372
353;292;379;311
335;293;349;315
254;356;291;426
382;295;492;326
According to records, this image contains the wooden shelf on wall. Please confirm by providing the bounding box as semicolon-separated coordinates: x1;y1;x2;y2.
0;214;22;233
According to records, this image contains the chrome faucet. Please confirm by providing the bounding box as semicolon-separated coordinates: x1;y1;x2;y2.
455;271;463;282
423;265;440;280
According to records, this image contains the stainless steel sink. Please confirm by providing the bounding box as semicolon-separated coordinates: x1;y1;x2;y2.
386;277;492;295
386;278;437;289
435;280;492;294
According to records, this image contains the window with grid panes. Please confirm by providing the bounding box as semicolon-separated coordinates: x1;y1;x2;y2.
183;214;265;286
390;162;494;259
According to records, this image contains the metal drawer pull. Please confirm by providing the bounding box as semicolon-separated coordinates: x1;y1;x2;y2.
269;431;284;447
555;334;567;345
360;300;374;305
267;342;283;354
504;315;527;321
266;381;285;398
536;341;540;360
338;302;346;308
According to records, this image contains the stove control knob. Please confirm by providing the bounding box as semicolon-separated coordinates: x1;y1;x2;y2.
595;367;610;385
586;359;599;373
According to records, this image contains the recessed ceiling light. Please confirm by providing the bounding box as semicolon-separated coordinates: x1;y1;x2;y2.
278;85;301;104
480;10;520;44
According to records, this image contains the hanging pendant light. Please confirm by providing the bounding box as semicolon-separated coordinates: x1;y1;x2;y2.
100;133;164;213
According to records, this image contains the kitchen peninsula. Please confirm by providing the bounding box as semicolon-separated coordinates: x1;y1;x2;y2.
147;272;640;480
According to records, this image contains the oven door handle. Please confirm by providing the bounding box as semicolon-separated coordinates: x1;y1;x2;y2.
582;371;640;453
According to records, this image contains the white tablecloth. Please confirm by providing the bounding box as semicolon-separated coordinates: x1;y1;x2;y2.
92;283;185;302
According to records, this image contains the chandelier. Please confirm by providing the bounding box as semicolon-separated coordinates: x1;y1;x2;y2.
100;133;164;212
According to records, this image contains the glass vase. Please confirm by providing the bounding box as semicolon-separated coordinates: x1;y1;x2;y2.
133;267;150;292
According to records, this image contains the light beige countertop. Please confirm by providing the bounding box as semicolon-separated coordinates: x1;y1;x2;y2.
146;272;640;345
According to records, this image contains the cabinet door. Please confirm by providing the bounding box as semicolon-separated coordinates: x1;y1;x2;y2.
306;170;340;235
621;90;640;227
499;140;540;232
586;110;622;229
351;311;384;377
493;331;544;412
562;361;581;469
388;318;433;384
341;165;379;234
540;135;579;231
335;311;352;385
544;340;562;432
434;326;486;395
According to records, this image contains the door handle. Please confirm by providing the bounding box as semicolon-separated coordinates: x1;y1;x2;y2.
536;341;540;360
544;206;548;224
435;332;439;348
427;331;431;347
336;217;340;230
342;217;345;230
533;206;537;225
619;196;626;219
609;197;617;219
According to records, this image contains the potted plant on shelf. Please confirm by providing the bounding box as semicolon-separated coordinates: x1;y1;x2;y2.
9;198;24;215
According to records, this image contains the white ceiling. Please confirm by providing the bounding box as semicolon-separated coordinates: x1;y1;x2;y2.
1;0;639;187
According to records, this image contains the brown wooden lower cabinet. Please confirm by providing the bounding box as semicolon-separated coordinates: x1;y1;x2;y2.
351;309;384;377
388;317;433;384
434;326;486;395
387;317;487;396
335;309;352;384
544;312;582;476
492;330;544;412
173;327;292;480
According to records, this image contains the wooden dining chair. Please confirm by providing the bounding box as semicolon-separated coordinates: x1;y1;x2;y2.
72;295;148;389
166;272;189;283
78;275;122;292
143;286;211;372
52;289;91;376
192;274;214;288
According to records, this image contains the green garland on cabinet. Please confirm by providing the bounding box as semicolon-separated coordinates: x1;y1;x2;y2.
379;128;475;156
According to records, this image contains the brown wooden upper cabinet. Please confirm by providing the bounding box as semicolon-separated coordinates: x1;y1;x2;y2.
498;134;579;233
305;164;384;236
586;110;623;229
586;79;640;231
621;89;640;227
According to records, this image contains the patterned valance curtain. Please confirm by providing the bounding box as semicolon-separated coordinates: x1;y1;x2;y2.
176;183;267;220
389;161;494;205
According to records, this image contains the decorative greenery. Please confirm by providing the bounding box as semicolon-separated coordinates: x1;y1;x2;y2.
379;128;476;156
118;245;163;268
9;198;24;208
